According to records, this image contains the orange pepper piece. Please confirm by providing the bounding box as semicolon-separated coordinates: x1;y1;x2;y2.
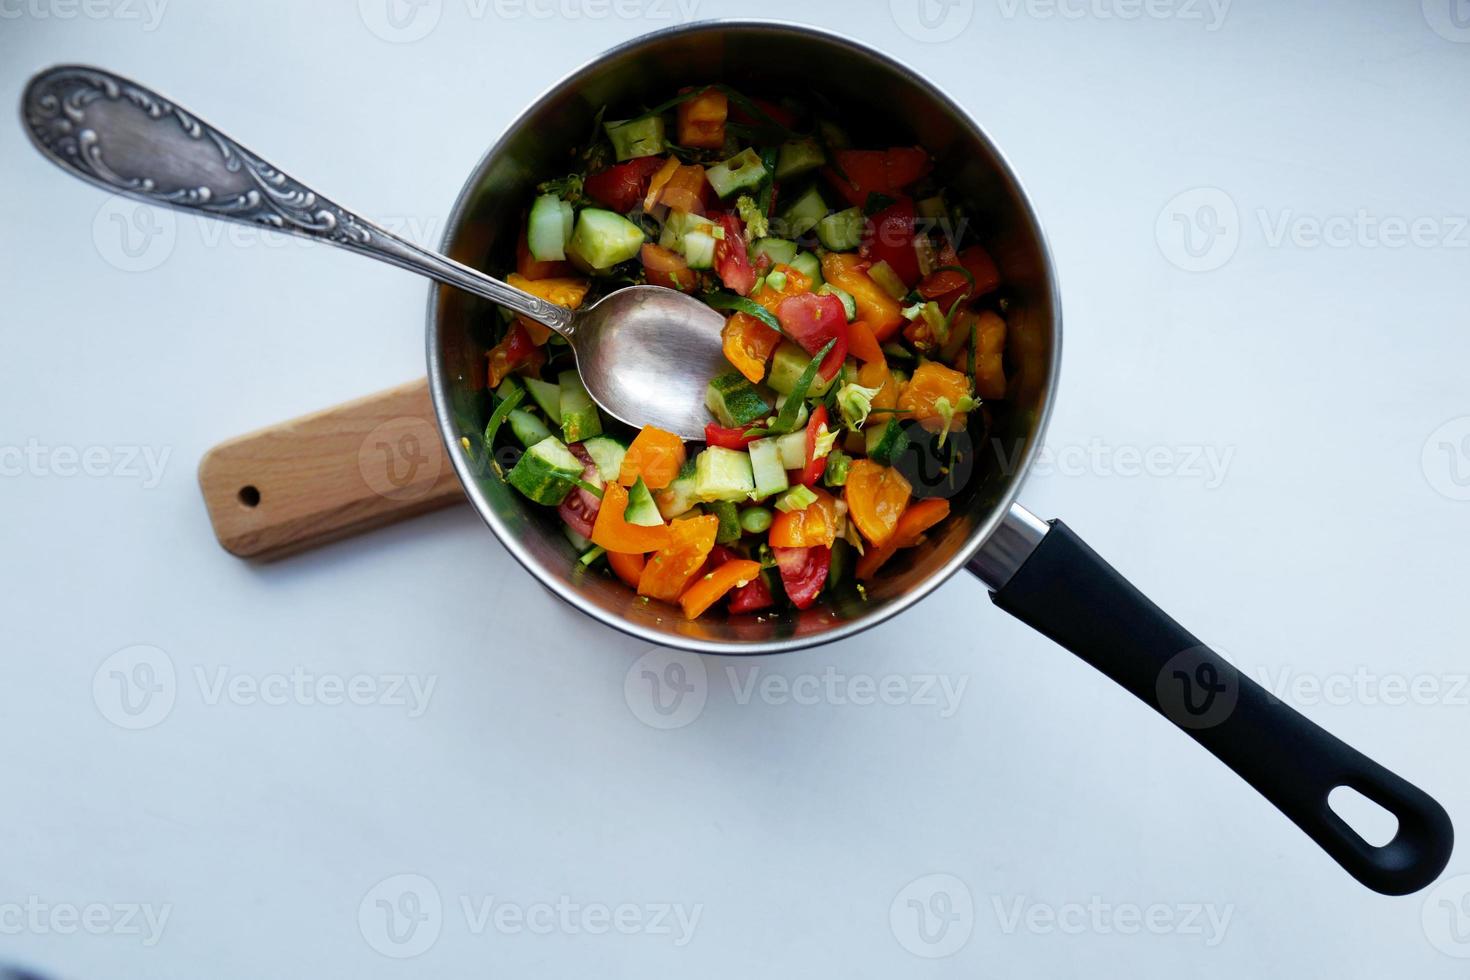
591;483;671;554
768;487;842;548
721;311;782;384
607;550;646;590
855;498;950;580
677;88;728;149
844;459;912;547
847;320;885;364
857;360;899;419
679;558;761;619
618;426;687;490
637;515;719;602
507;273;590;345
821;253;903;341
898;361;974;432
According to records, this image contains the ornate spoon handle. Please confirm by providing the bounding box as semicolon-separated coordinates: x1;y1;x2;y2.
20;64;572;334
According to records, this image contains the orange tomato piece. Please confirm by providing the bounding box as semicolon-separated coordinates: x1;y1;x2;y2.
677;89;728;149
721;312;781;383
855;498;950;580
679;558;761;619
607;551;646;590
507;273;590;345
591;483;671;554
821;253;903;340
638;514;719;602
898;361;974;432
847;320;884;364
857;360;899;420
618;426;687;490
844;459;912;547
657;164;707;215
768;487;842;548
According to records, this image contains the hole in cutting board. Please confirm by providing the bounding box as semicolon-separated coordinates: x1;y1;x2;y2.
1328;786;1398;847
238;485;261;508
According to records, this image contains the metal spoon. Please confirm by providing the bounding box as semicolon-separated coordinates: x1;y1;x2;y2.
20;65;728;440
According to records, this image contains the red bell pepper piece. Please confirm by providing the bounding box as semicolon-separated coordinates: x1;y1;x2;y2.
584;156;666;213
714;212;756;296
704;422;760;450
864;197;920;288
775;292;849;380
772;545;831;610
800;405;830;488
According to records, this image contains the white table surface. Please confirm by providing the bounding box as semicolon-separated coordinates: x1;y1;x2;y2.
3;2;1468;976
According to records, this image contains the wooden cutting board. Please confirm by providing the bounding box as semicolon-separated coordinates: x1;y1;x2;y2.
198;379;465;560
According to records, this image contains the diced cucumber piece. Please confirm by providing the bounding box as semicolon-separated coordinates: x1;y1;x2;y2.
767;340;837;397
558;370;603;443
827;537;853;587
495;375;525;399
508;408;553;448
579;544;607;566
775;138;825;181
819;283;858;321
749;238;798;267
823;448;852;487
682;230;716;270
816;207;865;251
866;417;909;465
625;476;665;527
705;372;772;428
559;200;575;242
707;500;741;544
581;435;627;484
705;147;767;199
776;431;806;470
604;116;666;161
694;446;755;502
817;119;850;150
659;210;714;250
568;209;646;271
867;260;908;300
528;193;569;261
563;523;593;552
506;436;583;505
655;459;699;520
788;250;822;287
524;377;562;424
748;437;790;500
778;185;828;238
775;484;818;513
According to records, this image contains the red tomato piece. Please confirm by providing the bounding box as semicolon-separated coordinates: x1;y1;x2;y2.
772;545;831;610
800;405;830;488
775;292;849;380
864;197;920;288
704;423;760;450
584;156;665;213
714;212;756;296
727;573;774;613
557;443;602;538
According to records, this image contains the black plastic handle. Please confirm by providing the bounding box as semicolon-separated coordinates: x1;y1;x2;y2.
986;519;1454;895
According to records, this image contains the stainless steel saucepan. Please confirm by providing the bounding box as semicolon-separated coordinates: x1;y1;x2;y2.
22;20;1453;896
